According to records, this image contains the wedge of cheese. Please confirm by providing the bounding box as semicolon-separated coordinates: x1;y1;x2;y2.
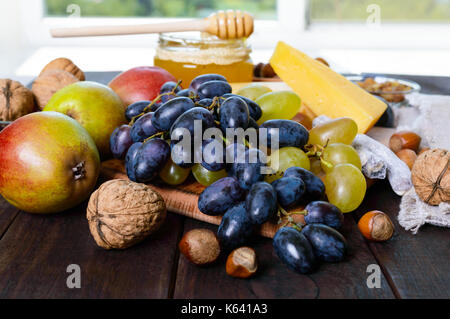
270;41;387;133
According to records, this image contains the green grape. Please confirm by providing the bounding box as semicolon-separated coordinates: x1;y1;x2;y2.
265;147;310;183
321;143;362;173
309;157;323;176
308;118;358;146
159;159;191;185
192;164;228;186
324;164;366;213
255;91;302;124
236;83;272;101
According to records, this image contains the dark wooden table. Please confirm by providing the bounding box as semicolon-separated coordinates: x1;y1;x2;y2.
0;73;449;299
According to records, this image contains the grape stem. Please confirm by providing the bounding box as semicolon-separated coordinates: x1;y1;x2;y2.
304;141;334;171
129;80;183;125
143;132;165;143
277;206;306;231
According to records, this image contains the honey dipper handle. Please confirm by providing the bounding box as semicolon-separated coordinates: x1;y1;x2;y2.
51;19;209;38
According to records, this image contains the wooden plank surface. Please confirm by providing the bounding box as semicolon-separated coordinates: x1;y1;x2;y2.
0;197;19;240
353;181;450;299
173;216;395;299
0;197;183;298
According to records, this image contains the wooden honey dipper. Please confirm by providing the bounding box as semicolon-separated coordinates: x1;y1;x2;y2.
51;10;254;39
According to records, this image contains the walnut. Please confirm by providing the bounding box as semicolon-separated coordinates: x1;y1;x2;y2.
412;149;450;205
87;179;166;249
32;70;79;109
0;79;36;121
40;57;85;81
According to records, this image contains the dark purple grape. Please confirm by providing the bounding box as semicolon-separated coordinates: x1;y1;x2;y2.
302;224;347;262
134;138;170;183
222;93;262;121
248;117;259;130
150;101;163;112
284;167;325;202
217;202;254;251
271;177;306;208
196;138;225;172
197;98;214;108
189;74;227;92
259;120;309;149
225;142;248;172
152;97;195;132
125;142;142;182
219;96;249;131
159;81;181;103
198;177;245;216
273;227;317;274
170;140;195;169
245;182;277;225
130;112;159;143
125;101;150;122
197;80;232;100
304;201;344;230
177;88;196;98
229;148;266;190
110;125;133;160
170;107;215;141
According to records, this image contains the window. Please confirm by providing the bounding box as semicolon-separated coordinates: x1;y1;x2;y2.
44;0;277;20
310;0;450;22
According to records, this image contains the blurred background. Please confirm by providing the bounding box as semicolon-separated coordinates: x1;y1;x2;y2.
1;0;450;83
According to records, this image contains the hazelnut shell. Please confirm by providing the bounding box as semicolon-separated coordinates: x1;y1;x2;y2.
226;247;258;278
358;211;394;242
389;131;421;153
396;149;418;170
179;229;220;266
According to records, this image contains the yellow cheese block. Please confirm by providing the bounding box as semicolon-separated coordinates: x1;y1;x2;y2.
269;41;387;133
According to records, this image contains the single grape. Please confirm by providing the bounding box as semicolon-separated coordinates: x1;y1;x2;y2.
321;143;362;173
219;96;249;131
273;227;317;274
152;97;195;132
236;83;272;101
324;164;366;213
245;182;278;225
159;158;191;185
189;74;228;92
266;147;310;183
150;101;163;112
302;224;347;262
248;117;259;130
110;125;133;160
255;91;301;124
271;176;306;208
308;118;358;146
124;142;142;182
229;148;266;190
259;119;309;149
196;98;214;108
196;138;225;172
198;177;245;215
170;107;215;141
170;140;195;168
130;112;159;143
192;164;228;187
284;167;325;202
197;80;232;100
134;138;170;183
303;201;344;230
160;81;181;103
217;202;254;251
225;142;248;173
125;101;150;122
222;93;262;121
309;157;323;176
177;88;196;98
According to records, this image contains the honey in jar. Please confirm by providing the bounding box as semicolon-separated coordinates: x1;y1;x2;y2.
154;32;253;85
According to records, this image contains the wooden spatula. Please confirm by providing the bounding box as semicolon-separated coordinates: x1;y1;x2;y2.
50;10;254;40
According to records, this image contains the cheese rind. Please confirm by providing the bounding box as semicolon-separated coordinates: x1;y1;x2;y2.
270;41;387;133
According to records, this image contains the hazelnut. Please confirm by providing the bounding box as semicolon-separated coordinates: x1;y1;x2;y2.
261;63;276;78
226;247;258;278
253;62;264;77
291;112;313;130
32;70;79;109
358;211;394;242
0;79;36;121
396;149;418;170
389;131;421;153
40;57;85;81
87;179;166;250
179;229;220;266
315;57;330;67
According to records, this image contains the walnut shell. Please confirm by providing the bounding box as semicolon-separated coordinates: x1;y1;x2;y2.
412;149;450;205
40;57;85;81
32;70;79;109
0;79;36;121
87;179;166;249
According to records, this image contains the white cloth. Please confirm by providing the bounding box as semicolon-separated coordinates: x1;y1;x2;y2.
396;93;450;233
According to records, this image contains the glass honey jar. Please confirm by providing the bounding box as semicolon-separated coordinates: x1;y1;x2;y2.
154;32;253;86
